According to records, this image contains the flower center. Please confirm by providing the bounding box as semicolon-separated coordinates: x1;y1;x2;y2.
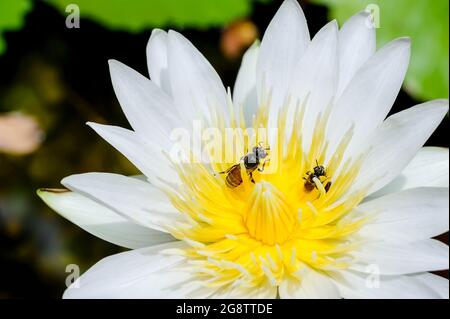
162;100;368;289
244;182;296;245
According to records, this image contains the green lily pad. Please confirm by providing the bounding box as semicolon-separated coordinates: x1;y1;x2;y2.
47;0;258;31
0;0;32;55
312;0;449;101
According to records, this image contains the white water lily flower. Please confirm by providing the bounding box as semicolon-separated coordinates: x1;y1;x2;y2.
38;0;449;299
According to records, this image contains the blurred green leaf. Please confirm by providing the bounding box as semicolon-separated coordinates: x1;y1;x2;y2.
0;0;32;55
47;0;259;31
312;0;449;101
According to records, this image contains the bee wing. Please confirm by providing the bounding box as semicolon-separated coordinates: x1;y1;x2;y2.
228;163;241;173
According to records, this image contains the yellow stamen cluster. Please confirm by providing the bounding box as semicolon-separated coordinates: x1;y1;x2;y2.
162;97;368;290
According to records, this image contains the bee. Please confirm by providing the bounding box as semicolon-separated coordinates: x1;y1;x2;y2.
304;160;332;194
216;144;270;188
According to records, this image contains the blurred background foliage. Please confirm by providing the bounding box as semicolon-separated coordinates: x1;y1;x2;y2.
0;0;32;54
47;0;268;31
0;0;448;298
312;0;449;102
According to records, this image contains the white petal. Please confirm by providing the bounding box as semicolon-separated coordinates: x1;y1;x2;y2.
257;0;310;112
333;270;448;299
328;38;411;157
337;11;376;97
87;122;180;184
412;272;449;299
279;268;340;299
350;239;449;275
369;147;449;199
63;242;208;299
215;284;277;299
358;187;449;242
61;172;182;232
286;20;338;147
37;189;173;249
146;29;172;95
108;59;182;144
351;99;448;195
167;30;228;125
233;41;259;125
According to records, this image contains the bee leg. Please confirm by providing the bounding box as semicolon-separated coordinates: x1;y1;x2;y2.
248;172;255;183
258;158;270;172
214;167;233;176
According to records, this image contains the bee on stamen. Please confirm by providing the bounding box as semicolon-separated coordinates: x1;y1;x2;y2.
303;160;332;194
215;143;270;188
